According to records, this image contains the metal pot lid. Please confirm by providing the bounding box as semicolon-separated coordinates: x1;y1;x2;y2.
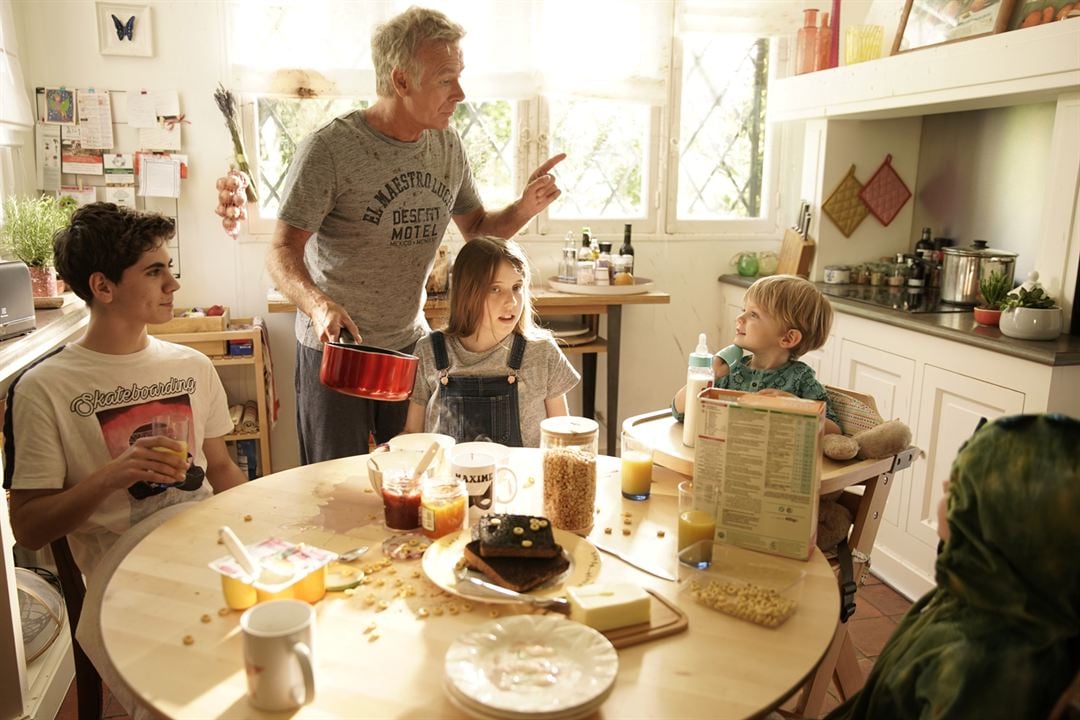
941;239;1017;259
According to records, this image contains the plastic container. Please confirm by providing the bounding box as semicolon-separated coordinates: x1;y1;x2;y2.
679;553;806;628
210;538;337;610
682;333;713;448
540;416;599;535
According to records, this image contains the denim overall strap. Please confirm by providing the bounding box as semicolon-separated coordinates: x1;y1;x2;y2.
434;334;525;447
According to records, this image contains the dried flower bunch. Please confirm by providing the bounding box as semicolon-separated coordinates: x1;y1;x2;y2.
213;84;258;203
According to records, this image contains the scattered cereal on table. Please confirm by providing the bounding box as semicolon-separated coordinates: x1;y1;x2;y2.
182;635;194;645
657;530;666;538
489;610;500;618
417;608;430;618
411;570;421;578
344;588;356;596
217;607;230;616
363;623;377;634
622;528;631;536
200;614;211;624
623;518;632;525
243;514;252;522
462;603;473;612
375;579;385;587
604;527;612;534
433;607;444;616
376;600;390;612
368;634;380;642
364;488;373;493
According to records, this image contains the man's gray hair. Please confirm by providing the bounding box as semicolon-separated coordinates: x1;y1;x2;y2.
371;6;465;98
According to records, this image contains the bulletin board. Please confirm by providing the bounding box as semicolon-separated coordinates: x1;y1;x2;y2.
33;86;186;277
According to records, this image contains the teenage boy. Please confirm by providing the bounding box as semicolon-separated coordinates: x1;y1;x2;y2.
5;202;246;581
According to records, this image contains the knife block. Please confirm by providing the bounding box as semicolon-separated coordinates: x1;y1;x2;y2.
777;229;815;278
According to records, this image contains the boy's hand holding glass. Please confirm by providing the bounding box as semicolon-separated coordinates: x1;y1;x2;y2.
151;415;191;486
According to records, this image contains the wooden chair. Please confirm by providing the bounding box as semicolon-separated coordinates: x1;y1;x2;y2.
50;536;104;720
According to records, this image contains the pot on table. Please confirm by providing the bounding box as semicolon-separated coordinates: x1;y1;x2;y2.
319;328;419;401
940;240;1016;305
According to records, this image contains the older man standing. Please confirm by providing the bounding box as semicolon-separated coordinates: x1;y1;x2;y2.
268;7;564;464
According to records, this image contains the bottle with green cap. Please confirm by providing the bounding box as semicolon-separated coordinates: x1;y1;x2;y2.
682;333;713;448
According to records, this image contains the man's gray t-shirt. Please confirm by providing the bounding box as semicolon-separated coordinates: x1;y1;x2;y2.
278;110;482;350
410;333;581;448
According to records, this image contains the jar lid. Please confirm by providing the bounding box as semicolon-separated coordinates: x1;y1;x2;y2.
540;416;599;442
825;264;850;271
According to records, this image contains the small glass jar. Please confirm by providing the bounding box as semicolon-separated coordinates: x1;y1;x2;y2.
576;260;595;285
540;416;599;535
420;475;467;539
869;263;887;286
612;255;634;286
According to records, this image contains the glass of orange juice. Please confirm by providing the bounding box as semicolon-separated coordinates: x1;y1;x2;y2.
620;431;653;501
678;480;715;569
153;414;190;466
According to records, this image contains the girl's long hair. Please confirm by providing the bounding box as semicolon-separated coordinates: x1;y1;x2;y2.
444;237;548;341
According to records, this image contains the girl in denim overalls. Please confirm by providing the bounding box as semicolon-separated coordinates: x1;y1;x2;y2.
405;237;579;447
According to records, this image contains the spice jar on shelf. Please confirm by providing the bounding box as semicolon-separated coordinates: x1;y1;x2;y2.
540;416;598;536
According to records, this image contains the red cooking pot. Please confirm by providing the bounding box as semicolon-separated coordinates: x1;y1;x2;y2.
319;328;419;401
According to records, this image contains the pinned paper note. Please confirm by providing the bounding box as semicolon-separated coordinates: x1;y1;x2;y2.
59;186;98;207
61;152;103;175
76;89;114;149
126;90;157;128
44;87;76;125
139;156;181;197
138;123;181;151
35;124;61;192
104;153;135;184
105;186;136;207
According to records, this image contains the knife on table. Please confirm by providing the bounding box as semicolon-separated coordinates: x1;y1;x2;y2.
590;540;677;582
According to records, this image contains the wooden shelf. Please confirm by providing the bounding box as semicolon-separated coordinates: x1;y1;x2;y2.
768;22;1080;122
151;318;272;476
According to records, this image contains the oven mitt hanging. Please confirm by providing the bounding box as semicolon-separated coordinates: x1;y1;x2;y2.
858;154;911;226
822;165;869;238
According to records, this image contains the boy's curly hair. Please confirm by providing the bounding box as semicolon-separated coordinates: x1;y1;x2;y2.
53;202;175;305
745;274;833;358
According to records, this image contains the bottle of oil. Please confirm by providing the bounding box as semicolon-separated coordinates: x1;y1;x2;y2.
619;223;635;275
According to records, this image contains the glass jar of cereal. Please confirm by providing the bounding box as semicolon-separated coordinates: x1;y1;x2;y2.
540;416;599;535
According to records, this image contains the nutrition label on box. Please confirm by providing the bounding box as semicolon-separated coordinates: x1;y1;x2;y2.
693;389;823;560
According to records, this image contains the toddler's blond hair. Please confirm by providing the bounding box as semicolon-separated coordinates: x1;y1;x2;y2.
744;274;833;358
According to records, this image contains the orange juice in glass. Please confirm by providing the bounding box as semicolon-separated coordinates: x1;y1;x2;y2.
153;415;190;463
620;431;653;501
678;481;715;569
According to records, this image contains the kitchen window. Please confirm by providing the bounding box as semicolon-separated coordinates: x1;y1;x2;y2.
233;0;788;239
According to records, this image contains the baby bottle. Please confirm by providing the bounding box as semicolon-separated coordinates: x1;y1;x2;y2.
682;333;713;448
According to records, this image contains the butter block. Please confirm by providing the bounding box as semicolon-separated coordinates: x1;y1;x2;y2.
567;583;651;632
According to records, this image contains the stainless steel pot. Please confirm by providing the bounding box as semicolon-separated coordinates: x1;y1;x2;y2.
940;240;1017;305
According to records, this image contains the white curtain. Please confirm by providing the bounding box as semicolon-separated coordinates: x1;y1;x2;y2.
225;0;673;104
0;0;33;146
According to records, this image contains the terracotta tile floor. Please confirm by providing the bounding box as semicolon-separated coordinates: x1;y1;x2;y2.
781;572;914;718
55;574;914;720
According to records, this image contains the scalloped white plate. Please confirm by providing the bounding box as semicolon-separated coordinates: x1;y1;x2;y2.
421;527;601;604
547;276;654;295
444;615;618;717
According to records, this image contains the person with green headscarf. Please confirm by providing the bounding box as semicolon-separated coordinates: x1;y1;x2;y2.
827;413;1079;720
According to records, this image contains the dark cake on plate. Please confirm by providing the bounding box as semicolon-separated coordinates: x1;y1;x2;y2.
477;514;559;558
463;540;570;593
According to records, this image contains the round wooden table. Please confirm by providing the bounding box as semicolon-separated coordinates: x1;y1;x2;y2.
100;450;839;719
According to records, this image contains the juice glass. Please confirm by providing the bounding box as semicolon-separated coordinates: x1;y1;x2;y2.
678;481;715;569
153;414;190;463
620;431;653;501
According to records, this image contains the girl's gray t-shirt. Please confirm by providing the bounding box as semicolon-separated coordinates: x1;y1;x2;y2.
410;333;581;447
278;110;482;351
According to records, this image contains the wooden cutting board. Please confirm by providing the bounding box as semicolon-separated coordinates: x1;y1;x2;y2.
601;589;689;649
777;228;815;278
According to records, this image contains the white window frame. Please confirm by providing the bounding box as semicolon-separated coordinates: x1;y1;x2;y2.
663;34;783;238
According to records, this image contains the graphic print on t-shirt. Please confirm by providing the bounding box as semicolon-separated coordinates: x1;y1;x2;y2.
360;170;455;248
96;393;205;520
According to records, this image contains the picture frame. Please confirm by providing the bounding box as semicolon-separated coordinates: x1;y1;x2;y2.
96;2;153;58
1008;0;1080;29
891;0;1016;54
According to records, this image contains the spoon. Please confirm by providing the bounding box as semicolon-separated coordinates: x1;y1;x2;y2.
219;526;292;585
412;441;441;482
338;545;370;562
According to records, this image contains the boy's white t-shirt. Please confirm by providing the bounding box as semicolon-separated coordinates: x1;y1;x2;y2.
10;337;234;578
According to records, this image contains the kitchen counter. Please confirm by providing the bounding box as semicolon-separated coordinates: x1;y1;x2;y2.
0;294;89;390
719;275;1080;367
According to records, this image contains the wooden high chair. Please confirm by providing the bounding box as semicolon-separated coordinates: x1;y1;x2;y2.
622;386;919;718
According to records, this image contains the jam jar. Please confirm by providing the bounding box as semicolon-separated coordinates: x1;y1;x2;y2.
540;416;599;535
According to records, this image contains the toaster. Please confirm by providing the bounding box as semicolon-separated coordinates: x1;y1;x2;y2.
0;261;36;341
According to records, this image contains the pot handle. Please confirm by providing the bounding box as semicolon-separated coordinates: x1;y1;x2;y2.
338;326;358;345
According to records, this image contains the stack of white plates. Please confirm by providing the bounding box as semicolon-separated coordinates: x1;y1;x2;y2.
444;615;618;720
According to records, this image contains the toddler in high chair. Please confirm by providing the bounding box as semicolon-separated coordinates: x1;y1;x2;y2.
672;274;841;435
405;237;579;447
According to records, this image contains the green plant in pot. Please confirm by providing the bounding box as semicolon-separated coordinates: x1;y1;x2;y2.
998;271;1062;341
973;271;1012;327
1;194;72;297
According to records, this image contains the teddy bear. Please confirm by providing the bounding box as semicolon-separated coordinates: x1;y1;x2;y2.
817;415;912;553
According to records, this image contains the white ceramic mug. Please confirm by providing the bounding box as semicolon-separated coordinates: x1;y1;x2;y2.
240;599;316;711
452;451;517;525
385;432;455;476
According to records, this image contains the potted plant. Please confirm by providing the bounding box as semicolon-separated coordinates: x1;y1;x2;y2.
1;194;71;297
973;271;1012;326
998;271;1062;341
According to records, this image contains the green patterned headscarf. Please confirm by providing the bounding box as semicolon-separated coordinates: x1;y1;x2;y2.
827;414;1080;720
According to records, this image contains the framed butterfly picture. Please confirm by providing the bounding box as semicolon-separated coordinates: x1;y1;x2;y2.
96;2;153;57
